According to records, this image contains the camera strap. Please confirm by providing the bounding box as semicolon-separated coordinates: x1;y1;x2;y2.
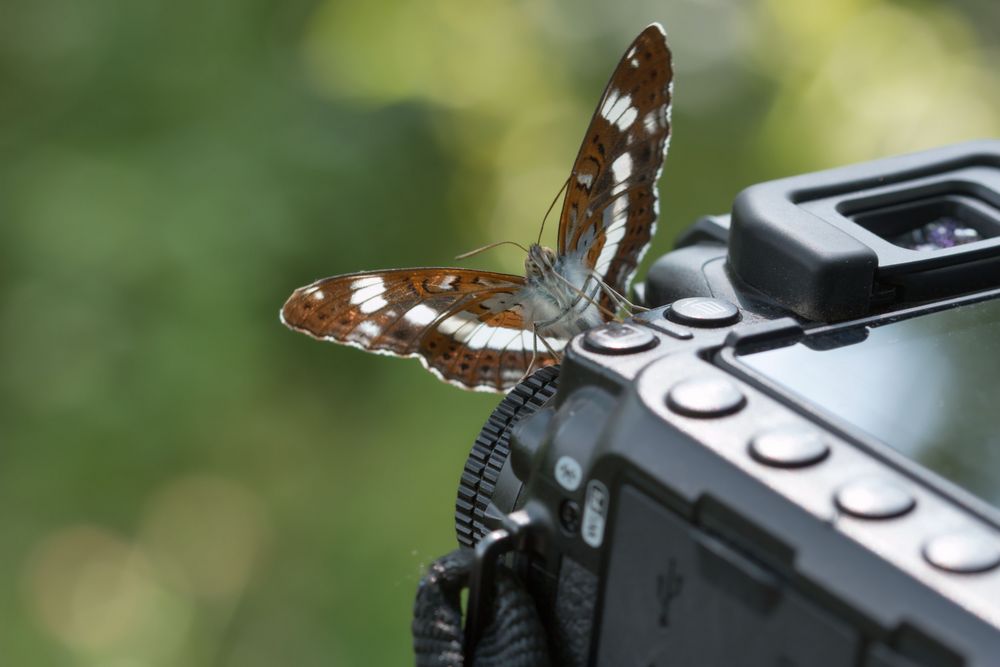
412;546;551;667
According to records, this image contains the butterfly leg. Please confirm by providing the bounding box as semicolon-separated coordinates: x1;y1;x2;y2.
518;326;541;384
589;271;650;315
535;328;564;363
549;271;619;321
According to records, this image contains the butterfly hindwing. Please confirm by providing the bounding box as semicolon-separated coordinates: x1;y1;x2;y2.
557;24;673;311
281;268;559;392
417;308;559;392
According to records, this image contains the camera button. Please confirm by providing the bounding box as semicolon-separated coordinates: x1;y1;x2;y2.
835;478;916;519
667;297;740;327
749;426;830;468
666;376;746;418
923;529;1000;574
583;323;658;354
554;455;583;492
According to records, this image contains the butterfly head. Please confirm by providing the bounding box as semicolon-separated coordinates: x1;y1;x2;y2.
525;244;558;281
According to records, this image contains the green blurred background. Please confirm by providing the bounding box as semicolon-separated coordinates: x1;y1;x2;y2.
1;0;998;664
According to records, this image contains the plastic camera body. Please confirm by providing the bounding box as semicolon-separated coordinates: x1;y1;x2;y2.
457;141;1000;667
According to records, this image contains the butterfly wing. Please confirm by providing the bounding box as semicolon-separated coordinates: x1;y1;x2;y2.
281;268;561;393
557;23;673;312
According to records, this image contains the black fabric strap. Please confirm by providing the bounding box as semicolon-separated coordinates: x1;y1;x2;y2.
413;548;550;667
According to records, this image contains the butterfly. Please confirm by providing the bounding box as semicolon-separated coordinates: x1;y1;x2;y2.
281;24;673;393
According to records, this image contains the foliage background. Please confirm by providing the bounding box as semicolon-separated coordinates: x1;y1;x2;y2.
2;0;998;664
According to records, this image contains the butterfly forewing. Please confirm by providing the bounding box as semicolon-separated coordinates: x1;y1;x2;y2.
281;268;559;392
557;24;673;312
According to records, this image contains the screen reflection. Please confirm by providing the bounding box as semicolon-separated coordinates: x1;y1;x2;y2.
739;297;1000;508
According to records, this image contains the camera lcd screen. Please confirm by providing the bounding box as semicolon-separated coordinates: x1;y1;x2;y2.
736;295;1000;509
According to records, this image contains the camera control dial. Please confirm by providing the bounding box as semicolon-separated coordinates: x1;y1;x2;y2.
455;366;561;548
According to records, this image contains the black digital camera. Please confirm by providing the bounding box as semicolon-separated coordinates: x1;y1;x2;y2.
448;141;1000;667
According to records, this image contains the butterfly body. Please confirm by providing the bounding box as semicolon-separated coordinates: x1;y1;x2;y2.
521;244;604;340
282;24;673;393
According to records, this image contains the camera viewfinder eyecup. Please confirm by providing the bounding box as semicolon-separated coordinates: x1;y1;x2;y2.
728;139;1000;321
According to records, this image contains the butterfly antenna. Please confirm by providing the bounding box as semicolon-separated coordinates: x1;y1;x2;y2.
455;240;530;261
537;178;570;245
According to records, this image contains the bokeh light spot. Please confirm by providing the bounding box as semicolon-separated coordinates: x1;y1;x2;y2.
140;475;270;601
23;526;173;653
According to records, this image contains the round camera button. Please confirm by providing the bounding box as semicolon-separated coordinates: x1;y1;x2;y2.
750;426;830;468
667;297;740;327
583;323;657;354
835;478;916;519
667;376;746;418
924;529;1000;574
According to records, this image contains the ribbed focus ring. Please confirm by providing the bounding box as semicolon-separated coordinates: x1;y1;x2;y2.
455;365;560;547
